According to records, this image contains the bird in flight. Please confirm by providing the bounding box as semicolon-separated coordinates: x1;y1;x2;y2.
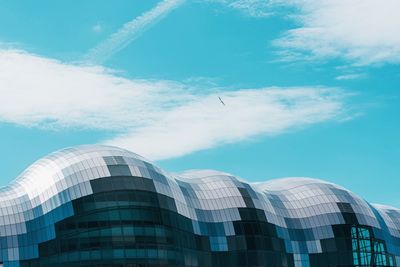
218;96;226;106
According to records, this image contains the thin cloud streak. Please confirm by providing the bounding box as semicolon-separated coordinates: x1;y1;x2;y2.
336;74;366;81
0;49;350;160
214;0;275;18
84;0;185;64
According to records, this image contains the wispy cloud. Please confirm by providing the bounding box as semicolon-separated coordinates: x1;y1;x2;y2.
273;0;400;65
215;0;400;66
212;0;275;18
336;74;366;81
84;0;185;64
92;23;103;33
107;88;349;160
0;49;350;160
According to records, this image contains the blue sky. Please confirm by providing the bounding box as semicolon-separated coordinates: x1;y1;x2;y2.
0;0;399;207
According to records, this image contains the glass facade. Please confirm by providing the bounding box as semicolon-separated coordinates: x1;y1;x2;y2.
351;225;395;266
0;145;398;266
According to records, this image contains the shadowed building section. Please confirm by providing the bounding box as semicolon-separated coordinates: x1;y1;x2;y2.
0;145;398;267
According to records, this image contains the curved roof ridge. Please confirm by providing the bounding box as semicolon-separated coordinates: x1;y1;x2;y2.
0;144;395;212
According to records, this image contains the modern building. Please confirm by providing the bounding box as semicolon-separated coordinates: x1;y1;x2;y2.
0;145;398;267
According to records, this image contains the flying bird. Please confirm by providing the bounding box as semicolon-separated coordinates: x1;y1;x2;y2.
218;96;226;106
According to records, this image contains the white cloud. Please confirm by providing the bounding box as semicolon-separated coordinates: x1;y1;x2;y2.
84;0;185;64
107;88;348;160
0;49;189;130
215;0;400;65
0;49;349;160
213;0;275;17
273;0;400;65
92;23;103;33
335;74;366;81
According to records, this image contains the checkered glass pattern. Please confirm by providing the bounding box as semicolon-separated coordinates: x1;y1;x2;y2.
0;145;398;267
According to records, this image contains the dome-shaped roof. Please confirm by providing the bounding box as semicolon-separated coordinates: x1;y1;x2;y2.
1;145;153;199
0;144;398;264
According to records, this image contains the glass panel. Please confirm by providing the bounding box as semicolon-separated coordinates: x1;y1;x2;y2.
351;225;394;267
